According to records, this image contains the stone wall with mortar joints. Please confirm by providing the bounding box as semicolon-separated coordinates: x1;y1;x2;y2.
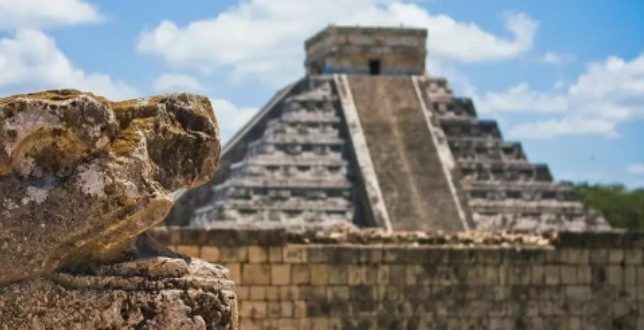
151;227;644;330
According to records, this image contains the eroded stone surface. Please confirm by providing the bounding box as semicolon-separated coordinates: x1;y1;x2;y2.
0;248;237;329
0;89;220;284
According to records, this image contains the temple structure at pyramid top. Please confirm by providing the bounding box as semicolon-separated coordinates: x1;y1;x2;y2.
304;26;427;76
166;26;609;232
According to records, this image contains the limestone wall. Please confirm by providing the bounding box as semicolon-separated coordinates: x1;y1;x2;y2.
151;227;644;330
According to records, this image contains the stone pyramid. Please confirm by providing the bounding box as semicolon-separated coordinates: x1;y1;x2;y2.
167;26;609;232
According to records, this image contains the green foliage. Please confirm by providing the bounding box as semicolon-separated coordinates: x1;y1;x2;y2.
568;182;644;230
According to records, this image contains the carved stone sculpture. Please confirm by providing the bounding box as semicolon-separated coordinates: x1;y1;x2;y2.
0;90;236;329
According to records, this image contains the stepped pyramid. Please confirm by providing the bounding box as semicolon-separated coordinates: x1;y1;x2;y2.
167;26;609;232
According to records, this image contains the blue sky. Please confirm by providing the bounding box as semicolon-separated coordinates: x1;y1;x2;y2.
0;0;642;188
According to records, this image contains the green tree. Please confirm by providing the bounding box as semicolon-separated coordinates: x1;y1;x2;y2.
569;182;644;230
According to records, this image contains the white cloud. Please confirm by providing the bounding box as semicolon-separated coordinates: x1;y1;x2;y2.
476;82;567;114
424;11;536;63
154;73;204;93
137;0;536;85
210;98;258;142
0;30;137;100
0;0;102;30
627;164;644;175
539;51;575;65
509;117;618;139
475;53;644;139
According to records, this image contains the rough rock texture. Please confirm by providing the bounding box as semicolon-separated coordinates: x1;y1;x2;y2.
0;90;236;329
0;235;237;329
0;90;220;284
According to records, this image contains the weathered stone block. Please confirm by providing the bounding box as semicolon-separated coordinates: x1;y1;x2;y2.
220;246;248;263
201;246;221;262
565;249;590;265
243;264;271;285
280;301;293;317
405;265;424;285
267;302;281;318
390;265;407;286
268;246;283;263
237;286;250;300
293;300;307;318
239;301;267;319
310;264;330;285
609;249;624;264
544;265;560;285
476;249;504;265
176;244;201;257
292;264;311;285
577;266;592;285
306;246;328;263
278;318;300;330
250;286;267;300
279;286;301;300
248;246;269;263
300;285;326;300
363;265;378;285
561;265;578;284
638;266;644;286
625;266;637;286
590;249;609;264
377;265;391;284
283;245;308;263
328;265;349;285
625;250;643;265
532;265;545;285
569;317;582;330
309;317;329;330
266;286;280;301
271;264;291;285
482;265;499;285
383;247;407;263
369;247;383;263
329;246;359;264
607;265;624;286
348;265;367;285
327;286;350;300
566;286;591;300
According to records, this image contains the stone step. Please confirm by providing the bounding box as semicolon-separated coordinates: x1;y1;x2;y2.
228;163;347;179
462;180;578;201
213;177;352;191
195;208;351;224
431;97;477;118
448;139;526;161
472;211;601;231
230;155;344;168
212;198;353;211
468;200;585;213
441;119;502;139
458;160;553;182
247;134;344;147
